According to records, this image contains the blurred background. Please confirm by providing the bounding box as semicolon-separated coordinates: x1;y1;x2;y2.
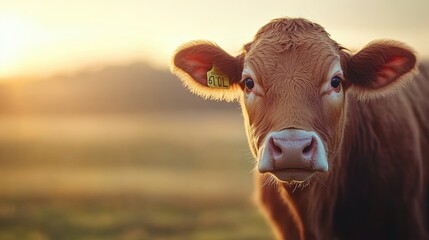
0;0;428;239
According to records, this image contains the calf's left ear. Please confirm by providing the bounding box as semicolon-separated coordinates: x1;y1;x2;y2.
345;40;417;99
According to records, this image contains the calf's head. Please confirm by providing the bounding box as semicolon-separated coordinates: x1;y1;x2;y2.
172;18;417;183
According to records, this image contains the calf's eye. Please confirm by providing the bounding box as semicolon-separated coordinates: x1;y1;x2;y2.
330;76;341;89
245;78;255;90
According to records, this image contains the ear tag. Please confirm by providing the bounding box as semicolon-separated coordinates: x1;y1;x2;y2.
206;65;230;88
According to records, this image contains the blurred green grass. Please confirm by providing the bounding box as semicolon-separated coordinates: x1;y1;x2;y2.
0;113;273;240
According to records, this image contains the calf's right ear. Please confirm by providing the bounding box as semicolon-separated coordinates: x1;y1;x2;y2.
171;41;244;102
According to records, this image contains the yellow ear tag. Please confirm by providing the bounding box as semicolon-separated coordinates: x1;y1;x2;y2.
206;65;230;88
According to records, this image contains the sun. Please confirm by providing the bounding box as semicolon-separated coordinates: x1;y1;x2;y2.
0;15;47;78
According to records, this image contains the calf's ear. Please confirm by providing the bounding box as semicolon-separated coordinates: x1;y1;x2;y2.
345;40;417;100
171;41;243;101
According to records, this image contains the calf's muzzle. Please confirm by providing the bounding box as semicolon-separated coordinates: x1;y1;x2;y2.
258;129;329;182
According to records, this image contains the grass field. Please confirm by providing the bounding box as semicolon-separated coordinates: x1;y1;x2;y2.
0;112;273;240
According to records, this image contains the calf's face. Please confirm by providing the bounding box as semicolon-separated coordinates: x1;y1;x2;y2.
241;31;345;182
172;18;417;183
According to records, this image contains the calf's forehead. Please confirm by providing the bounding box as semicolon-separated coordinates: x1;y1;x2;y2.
243;18;342;86
245;39;339;88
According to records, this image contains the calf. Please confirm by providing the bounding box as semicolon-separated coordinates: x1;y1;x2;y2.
171;18;429;239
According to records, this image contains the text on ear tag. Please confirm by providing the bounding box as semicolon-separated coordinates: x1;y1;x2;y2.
207;65;230;88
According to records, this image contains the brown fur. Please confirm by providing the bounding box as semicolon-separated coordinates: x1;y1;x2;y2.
171;18;429;239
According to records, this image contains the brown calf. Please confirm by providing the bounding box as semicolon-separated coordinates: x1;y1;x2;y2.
171;18;429;240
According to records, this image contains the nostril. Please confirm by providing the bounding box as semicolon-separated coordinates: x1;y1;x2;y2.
302;137;315;157
270;137;282;156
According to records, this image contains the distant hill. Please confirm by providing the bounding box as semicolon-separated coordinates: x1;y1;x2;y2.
0;62;239;115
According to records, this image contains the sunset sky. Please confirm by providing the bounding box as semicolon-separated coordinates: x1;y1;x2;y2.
1;0;428;79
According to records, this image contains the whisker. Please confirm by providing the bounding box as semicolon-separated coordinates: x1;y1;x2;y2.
260;174;279;190
260;175;273;189
269;176;278;189
292;182;299;193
